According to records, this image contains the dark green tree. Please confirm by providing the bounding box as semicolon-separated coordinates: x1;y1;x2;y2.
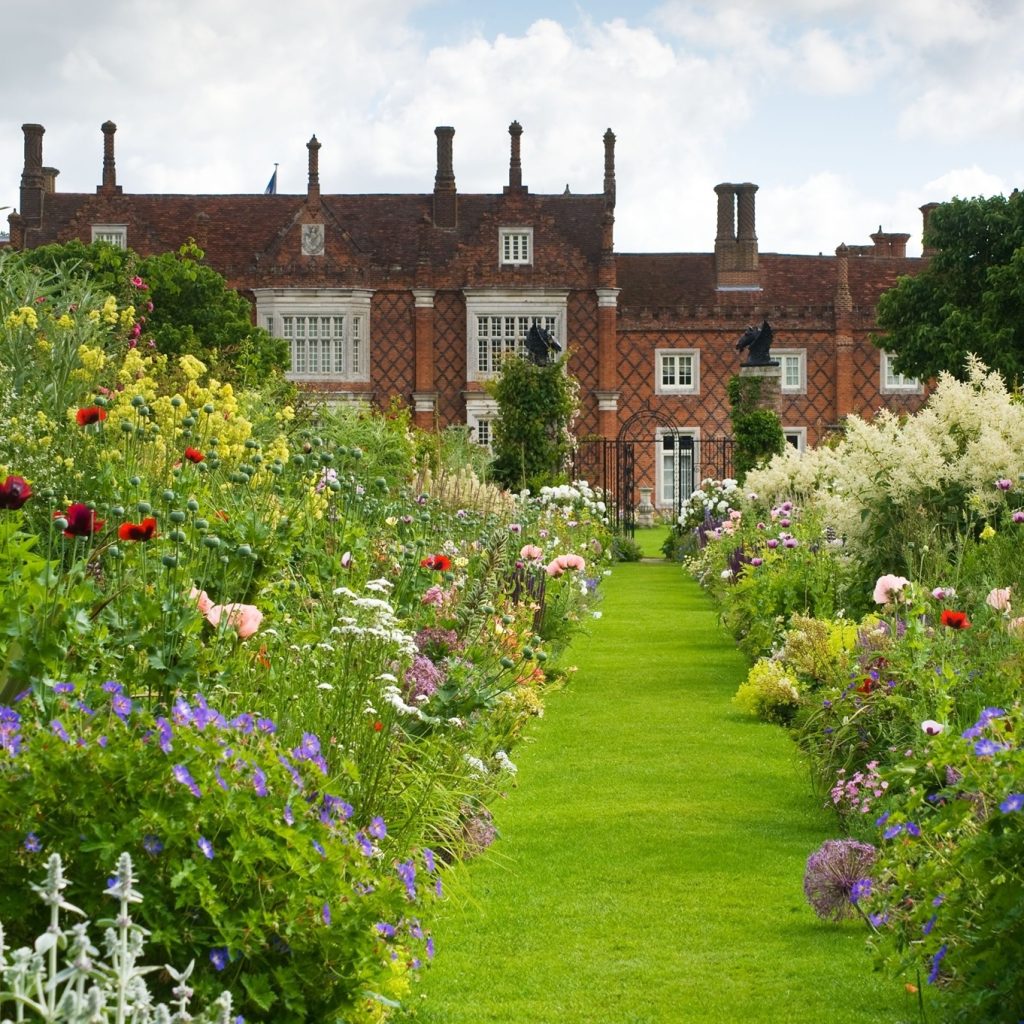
18;239;288;383
875;192;1024;384
727;375;785;481
487;355;579;494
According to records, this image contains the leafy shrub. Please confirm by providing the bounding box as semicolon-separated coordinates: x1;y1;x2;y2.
0;688;437;1022
732;658;801;725
611;534;643;562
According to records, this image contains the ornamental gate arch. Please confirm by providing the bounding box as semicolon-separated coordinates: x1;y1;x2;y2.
571;407;735;536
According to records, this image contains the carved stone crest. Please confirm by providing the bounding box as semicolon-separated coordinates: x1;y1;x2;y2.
301;223;325;256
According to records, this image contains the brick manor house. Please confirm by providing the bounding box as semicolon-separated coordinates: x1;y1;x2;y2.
9;121;932;508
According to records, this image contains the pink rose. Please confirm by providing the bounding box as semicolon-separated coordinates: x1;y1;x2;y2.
873;574;910;605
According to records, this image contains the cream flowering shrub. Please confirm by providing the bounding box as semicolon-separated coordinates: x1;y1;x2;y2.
744;357;1024;567
733;657;801;725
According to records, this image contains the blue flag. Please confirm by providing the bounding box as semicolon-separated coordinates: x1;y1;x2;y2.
264;167;278;195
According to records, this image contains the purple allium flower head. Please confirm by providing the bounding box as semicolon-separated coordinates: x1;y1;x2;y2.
197;836;214;860
210;947;229;971
1000;793;1024;813
404;654;444;701
803;838;877;921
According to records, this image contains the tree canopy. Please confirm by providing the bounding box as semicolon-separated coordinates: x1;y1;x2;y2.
17;239;288;384
487;355;579;494
875;191;1024;384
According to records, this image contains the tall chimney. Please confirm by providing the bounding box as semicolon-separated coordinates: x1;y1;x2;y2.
920;202;939;256
714;183;735;243
736;183;757;242
834;243;852;315
306;135;321;206
99;120;121;194
19;124;46;228
870;228;910;258
433;126;457;228
505;120;524;193
603;128;616;210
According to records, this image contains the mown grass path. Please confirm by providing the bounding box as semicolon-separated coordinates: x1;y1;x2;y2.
406;562;909;1024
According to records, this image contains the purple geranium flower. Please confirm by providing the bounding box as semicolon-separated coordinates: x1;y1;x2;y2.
197;836;214;860
1000;793;1024;813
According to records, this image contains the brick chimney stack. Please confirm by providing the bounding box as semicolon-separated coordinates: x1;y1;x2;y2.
99;120;122;195
920;202;939;256
603;128;616;210
19;123;46;231
306;135;321;207
714;182;759;287
433;126;457;228
41;168;59;193
505;120;525;193
870;227;910;258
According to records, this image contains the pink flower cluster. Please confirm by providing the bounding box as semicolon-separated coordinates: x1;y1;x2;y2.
831;760;888;815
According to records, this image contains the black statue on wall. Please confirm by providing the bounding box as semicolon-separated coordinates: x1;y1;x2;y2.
736;319;777;367
524;324;563;366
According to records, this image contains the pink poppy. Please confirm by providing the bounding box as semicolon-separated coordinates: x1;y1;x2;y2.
545;559;565;578
519;544;544;561
986;587;1012;612
190;588;214;616
873;574;910;605
206;602;263;639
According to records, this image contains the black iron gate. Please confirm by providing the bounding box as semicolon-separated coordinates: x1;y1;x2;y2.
571;411;735;535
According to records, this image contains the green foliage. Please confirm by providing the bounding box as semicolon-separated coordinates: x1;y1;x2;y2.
732;657;802;724
726;375;785;481
487;356;579;494
875;191;1024;384
864;705;1024;1023
16;240;289;384
0;690;435;1022
1;851;236;1022
610;534;643;561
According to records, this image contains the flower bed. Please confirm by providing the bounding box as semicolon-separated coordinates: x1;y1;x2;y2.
687;362;1024;1023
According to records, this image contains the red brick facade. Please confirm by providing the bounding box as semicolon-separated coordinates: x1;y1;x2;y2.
9;121;930;503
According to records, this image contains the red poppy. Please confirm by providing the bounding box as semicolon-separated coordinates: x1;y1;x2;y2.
373;720;383;732
420;554;452;572
58;503;104;538
0;475;32;510
117;517;158;542
184;447;204;464
857;677;875;695
940;609;971;630
75;406;107;426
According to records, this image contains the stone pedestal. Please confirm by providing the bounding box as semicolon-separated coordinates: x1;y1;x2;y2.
738;362;781;411
637;486;655;527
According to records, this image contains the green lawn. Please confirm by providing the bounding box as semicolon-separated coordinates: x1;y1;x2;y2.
403;564;912;1023
632;524;672;559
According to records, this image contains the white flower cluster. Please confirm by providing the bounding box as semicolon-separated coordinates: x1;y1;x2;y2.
526;479;608;521
677;477;740;530
744;356;1024;552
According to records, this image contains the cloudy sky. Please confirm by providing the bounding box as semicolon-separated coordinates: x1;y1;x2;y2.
2;0;1020;255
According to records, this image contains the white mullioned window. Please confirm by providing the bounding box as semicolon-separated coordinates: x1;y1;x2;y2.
775;349;807;394
655;349;700;395
91;224;127;248
464;290;568;381
253;289;372;383
500;227;533;265
881;351;922;393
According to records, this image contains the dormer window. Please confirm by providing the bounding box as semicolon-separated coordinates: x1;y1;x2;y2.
91;224;127;248
500;227;533;265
